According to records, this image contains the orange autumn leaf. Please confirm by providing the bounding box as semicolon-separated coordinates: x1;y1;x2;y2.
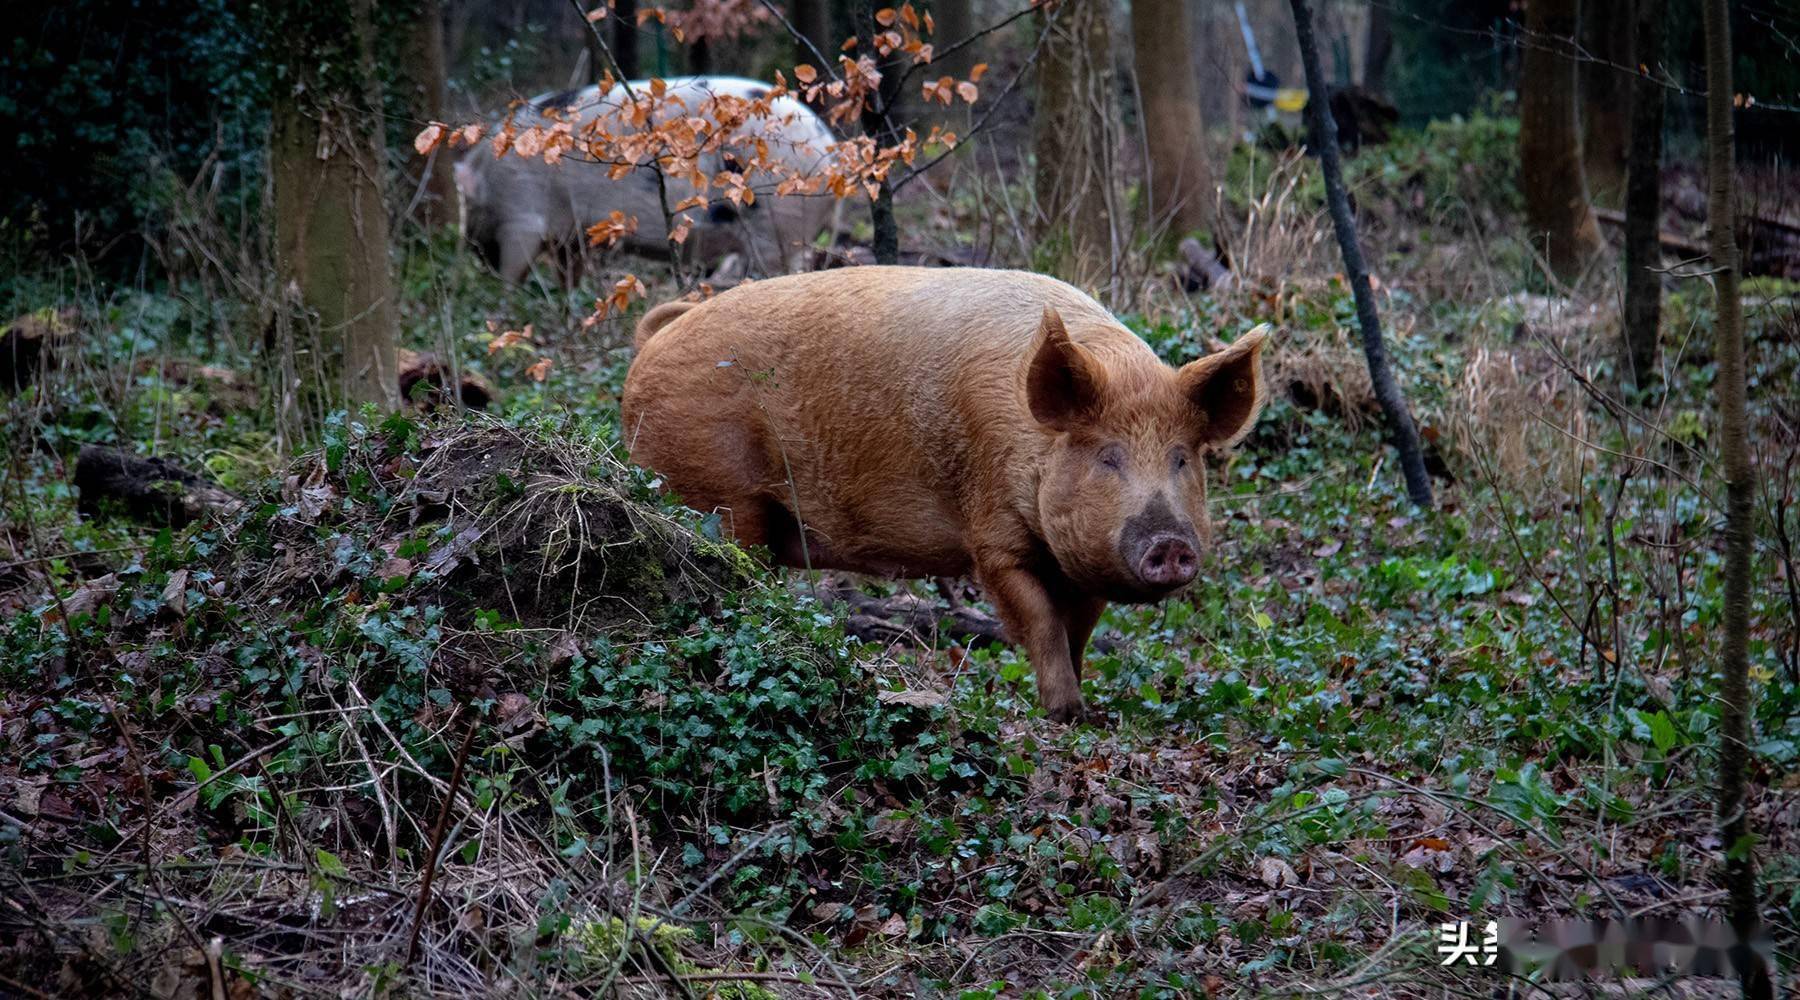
794;63;818;84
524;358;554;381
669;214;694;245
969;62;988;82
414;123;445;155
874;7;896;26
586;210;638;248
487;323;534;354
956;81;978;103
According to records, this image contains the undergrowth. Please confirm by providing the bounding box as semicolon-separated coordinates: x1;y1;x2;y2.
1;116;1797;997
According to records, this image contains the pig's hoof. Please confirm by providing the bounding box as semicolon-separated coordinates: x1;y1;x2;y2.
1042;698;1087;725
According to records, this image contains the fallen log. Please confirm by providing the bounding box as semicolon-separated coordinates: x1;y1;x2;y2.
821;578;1010;650
73;446;242;527
1594;206;1800;278
1592;206;1706;259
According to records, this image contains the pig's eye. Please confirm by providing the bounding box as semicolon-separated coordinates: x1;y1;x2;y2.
1098;444;1126;472
1172;448;1191;473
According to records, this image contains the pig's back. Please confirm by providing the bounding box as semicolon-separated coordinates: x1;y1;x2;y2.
623;267;1156;565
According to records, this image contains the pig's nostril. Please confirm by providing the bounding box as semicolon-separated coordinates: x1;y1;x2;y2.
1138;536;1198;587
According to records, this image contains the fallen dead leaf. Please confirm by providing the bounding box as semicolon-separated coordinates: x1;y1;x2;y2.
1258;856;1299;889
161;568;189;616
876;688;946;708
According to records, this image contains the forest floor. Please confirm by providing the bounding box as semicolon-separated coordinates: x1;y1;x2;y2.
1;118;1797;998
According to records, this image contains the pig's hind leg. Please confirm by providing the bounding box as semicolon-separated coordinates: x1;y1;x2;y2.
1059;594;1107;681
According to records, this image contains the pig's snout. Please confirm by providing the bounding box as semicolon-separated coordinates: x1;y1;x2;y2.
1137;534;1198;587
1118;495;1201;595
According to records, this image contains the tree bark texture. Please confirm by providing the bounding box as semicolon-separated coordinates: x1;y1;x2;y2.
1130;0;1216;239
1362;0;1392;95
401;0;458;228
1621;0;1665;387
269;0;401;413
1519;0;1603;283
1033;0;1115;287
1579;0;1633;205
791;0;834;66
1290;0;1434;509
613;0;640;78
1701;0;1769;995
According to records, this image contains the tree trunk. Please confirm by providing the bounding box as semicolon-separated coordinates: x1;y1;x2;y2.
791;0;834;65
1033;0;1115;287
1519;0;1603;283
1579;0;1633;206
1130;0;1215;239
1701;1;1769;996
932;0;975;77
268;0;401;413
858;0;904;264
1362;0;1392;96
1621;0;1665;387
402;0;458;228
1290;0;1433;509
613;0;639;78
926;0;975;131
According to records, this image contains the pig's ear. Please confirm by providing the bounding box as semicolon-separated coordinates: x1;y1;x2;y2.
1027;307;1108;431
1177;324;1271;448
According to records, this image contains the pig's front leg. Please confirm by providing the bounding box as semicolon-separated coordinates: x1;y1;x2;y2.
978;563;1084;722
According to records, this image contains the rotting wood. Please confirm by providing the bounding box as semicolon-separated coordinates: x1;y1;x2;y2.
73;446;242;527
397;348;493;410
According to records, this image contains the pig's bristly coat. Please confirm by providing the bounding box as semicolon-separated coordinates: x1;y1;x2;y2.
623;266;1268;722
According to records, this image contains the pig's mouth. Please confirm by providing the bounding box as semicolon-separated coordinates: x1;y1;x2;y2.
1101;574;1195;605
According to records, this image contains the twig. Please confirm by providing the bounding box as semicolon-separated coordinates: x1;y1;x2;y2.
669;823;787;915
109;702;207;955
164;732;296;815
753;0;843;83
891;5;1059;196
205;936;227;1000
404;707;480;968
890;5;1039;92
563;0;686;285
333;685;404;879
